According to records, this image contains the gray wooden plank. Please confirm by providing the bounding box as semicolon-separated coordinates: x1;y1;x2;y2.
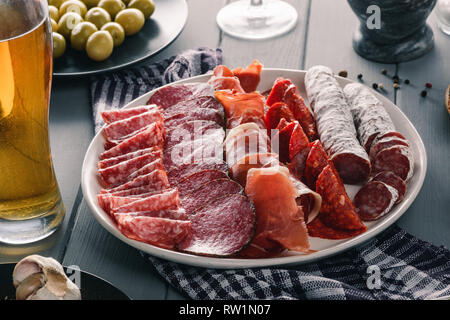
394;15;450;247
221;0;310;70
62;201;167;299
0;78;93;264
304;0;395;102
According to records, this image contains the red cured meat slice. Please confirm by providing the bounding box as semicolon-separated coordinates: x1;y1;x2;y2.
115;215;191;249
176;170;229;197
105;169;170;194
332;152;371;185
264;102;295;131
101;183;169;197
213;65;234;77
164;142;224;170
113;188;181;213
113;208;188;222
371;145;414;181
369;136;410;162
315;165;366;232
243;166;310;253
214;91;265;129
307;216;366;240
102;109;164;142
165;108;224;128
163;96;224;120
165;121;224;151
287;122;311;180
231;59;263;93
303;140;341;190
371;171;406;204
147;83;214;109
283;85;318;141
100;122;165;160
229;153;280;187
178;194;256;256
266;78;292;107
101;105;158;124
354;181;398;221
271;121;296;163
98;155;162;188
225;131;270;167
98;191;168;213
207;76;245;93
181;178;243;214
167;160;228;184
98;147;162;169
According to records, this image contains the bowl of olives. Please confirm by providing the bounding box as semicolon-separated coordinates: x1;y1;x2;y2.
50;0;188;76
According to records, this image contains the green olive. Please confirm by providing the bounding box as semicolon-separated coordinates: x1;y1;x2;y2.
59;0;87;17
48;5;60;21
128;0;154;19
49;0;68;9
58;12;84;38
52;32;66;58
101;22;125;47
85;7;111;29
50;19;59;32
80;0;100;8
115;8;144;36
86;30;114;61
98;0;126;19
70;21;98;50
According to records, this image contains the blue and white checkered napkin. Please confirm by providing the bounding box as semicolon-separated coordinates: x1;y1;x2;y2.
90;48;450;300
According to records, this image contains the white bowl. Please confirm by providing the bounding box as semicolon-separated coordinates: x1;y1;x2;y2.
81;69;427;269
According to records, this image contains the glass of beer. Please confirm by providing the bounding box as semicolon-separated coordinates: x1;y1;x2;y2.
0;0;65;244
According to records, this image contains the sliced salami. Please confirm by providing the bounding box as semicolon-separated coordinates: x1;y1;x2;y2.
113;208;188;222
101;184;169;197
98;155;162;188
98;147;162;169
100;122;165;160
304;66;370;184
147;83;214;109
102;108;164;142
371;171;406;204
371;145;414;181
307;216;366;240
164;144;224;170
101;105;158;124
343;83;396;152
353;181;398;221
315;165;366;232
113;188;181;213
369;135;410;161
105;169;170;194
167;160;228;185
115;215;191;249
163;96;224;119
165;108;224;128
180;178;243;214
122;158;164;185
178;194;256;257
176;170;229;197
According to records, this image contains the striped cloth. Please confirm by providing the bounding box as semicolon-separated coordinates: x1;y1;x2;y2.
91;47;450;300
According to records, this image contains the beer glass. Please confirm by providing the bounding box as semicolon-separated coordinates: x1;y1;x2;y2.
0;0;65;244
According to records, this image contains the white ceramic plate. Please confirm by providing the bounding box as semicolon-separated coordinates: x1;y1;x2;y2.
81;69;427;269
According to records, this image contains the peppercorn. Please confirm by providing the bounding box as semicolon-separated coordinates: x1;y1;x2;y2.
338;70;348;78
421;90;427;97
372;83;378;90
378;83;384;89
393;83;400;89
381;69;387;75
357;73;363;80
404;79;410;85
393;75;400;82
426;82;432;89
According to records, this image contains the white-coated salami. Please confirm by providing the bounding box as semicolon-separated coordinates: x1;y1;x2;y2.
343;83;396;152
304;66;371;184
353;181;398;221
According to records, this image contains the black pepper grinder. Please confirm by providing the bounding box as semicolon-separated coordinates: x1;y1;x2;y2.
347;0;437;63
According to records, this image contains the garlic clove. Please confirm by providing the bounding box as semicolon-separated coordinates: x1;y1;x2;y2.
15;273;45;300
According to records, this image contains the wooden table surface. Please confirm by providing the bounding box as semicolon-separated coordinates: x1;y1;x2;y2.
1;0;449;300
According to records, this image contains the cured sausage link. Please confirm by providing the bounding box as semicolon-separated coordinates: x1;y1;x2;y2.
343;83;396;153
304;66;371;184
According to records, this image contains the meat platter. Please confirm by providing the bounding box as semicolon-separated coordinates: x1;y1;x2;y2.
81;63;427;269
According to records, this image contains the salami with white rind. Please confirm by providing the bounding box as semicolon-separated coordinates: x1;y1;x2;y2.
304;66;371;184
371;145;414;182
343;83;396;152
353;181;398;221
